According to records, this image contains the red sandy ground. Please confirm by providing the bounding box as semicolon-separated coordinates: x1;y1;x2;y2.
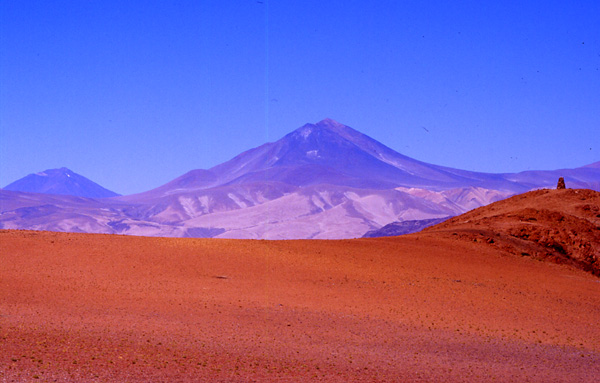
1;190;599;382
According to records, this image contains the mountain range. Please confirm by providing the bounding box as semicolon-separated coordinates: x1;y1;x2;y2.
2;119;599;238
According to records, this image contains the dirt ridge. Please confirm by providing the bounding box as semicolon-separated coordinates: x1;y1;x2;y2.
425;188;600;276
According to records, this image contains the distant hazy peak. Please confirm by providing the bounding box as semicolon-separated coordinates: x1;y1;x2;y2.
581;161;600;169
291;118;363;142
293;119;408;159
4;167;120;198
36;167;73;175
316;117;346;128
297;118;350;131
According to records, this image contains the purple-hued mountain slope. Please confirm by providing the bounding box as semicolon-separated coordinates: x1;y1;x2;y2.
3;167;120;198
126;118;597;201
1;119;599;239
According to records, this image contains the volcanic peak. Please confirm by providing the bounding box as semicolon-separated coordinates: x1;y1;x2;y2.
3;167;120;198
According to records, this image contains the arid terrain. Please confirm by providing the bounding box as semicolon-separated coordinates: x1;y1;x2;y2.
1;189;599;382
426;188;600;276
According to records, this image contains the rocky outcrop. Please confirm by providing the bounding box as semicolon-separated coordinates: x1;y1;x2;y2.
425;189;600;276
362;217;451;238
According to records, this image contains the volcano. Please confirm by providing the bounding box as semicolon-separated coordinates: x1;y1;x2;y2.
3;167;120;198
1;119;599;238
132;118;562;197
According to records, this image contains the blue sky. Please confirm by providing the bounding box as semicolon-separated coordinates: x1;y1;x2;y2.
1;1;598;195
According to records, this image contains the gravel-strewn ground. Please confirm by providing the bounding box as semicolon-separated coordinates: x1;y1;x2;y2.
2;191;599;382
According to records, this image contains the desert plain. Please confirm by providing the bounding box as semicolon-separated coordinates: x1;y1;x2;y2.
1;189;599;382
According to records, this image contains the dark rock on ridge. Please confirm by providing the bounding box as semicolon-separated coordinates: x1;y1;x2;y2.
363;217;451;238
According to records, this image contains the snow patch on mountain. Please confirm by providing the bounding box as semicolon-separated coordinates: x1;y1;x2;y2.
300;127;313;139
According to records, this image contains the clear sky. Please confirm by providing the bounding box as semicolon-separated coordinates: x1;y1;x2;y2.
1;1;598;195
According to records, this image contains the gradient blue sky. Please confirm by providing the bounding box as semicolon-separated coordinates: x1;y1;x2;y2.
1;1;598;195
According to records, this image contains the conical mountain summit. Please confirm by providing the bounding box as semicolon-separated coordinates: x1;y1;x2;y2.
3;167;120;198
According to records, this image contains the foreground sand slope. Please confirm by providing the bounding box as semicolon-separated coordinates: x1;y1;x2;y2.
1;205;599;382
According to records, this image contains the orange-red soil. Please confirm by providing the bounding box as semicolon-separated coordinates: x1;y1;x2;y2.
427;188;600;276
1;192;599;382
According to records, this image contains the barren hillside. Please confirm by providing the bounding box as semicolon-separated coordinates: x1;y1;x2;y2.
425;188;600;275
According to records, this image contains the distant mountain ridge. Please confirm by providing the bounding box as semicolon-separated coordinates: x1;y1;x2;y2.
3;168;120;198
1;119;599;239
128;119;517;196
126;118;598;198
